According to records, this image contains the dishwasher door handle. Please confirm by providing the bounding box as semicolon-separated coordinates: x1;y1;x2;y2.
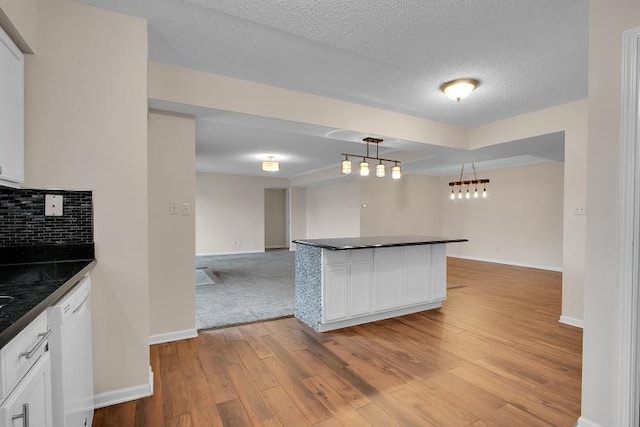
19;329;52;360
11;403;29;426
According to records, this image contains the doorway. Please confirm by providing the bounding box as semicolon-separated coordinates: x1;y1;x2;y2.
264;188;288;250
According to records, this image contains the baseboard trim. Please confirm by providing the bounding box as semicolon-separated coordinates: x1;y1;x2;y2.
315;301;443;332
94;366;153;409
149;328;198;345
265;245;288;249
576;416;603;427
559;315;584;329
447;255;563;272
196;250;264;256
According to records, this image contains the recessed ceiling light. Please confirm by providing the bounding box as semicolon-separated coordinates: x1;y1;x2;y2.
440;78;480;102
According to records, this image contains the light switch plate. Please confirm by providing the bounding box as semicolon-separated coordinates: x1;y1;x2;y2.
45;194;63;216
170;201;180;215
181;202;191;216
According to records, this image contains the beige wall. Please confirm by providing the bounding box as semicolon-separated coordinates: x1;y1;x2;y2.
265;188;287;248
0;0;36;52
581;1;640;424
360;174;443;237
17;0;149;396
196;173;289;254
148;111;196;338
305;181;360;238
148;61;467;149
469;100;587;322
289;186;307;249
442;161;564;270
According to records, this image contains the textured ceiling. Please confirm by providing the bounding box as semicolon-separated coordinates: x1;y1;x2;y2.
87;0;584;180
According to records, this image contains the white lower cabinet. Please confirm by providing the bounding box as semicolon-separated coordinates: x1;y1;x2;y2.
0;352;51;427
0;312;52;427
320;245;447;330
323;263;349;321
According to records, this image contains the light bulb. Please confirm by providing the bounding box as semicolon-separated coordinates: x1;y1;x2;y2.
450;190;455;200
391;163;401;180
359;160;370;176
482;188;488;198
473;188;479;198
465;189;470;199
375;162;385;178
341;158;352;175
457;190;462;199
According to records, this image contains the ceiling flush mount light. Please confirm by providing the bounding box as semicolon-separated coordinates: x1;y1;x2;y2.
448;163;490;201
440;78;479;102
261;156;280;172
340;137;402;180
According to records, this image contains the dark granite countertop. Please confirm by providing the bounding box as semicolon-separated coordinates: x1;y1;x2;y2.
292;235;468;251
0;244;95;349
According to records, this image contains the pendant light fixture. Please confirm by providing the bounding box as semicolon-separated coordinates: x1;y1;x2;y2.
261;156;280;172
340;137;402;180
440;78;479;102
448;163;490;200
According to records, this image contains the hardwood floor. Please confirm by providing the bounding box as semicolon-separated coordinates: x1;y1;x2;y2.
93;258;582;426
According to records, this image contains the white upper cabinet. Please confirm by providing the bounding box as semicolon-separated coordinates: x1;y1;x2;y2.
0;24;24;187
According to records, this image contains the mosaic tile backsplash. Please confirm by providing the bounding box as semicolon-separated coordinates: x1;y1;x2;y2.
0;187;93;247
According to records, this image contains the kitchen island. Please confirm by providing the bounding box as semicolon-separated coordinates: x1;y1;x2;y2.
292;235;467;332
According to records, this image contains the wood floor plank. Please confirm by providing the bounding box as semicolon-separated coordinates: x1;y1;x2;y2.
93;258;582;427
263;386;312;427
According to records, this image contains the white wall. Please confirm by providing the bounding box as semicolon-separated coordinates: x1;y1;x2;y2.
148;111;196;339
305;180;360;238
15;0;150;397
442;161;564;270
360;174;443;237
196;173;289;254
264;188;287;248
581;1;640;425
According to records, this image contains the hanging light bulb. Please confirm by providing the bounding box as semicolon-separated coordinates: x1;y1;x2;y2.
465;185;471;199
375;161;386;178
359;159;370;176
473;186;479;199
391;162;402;180
482;185;488;198
341;156;352;175
450;188;455;200
457;188;463;199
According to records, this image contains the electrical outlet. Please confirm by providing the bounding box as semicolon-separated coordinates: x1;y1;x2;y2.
45;194;63;216
573;205;587;215
182;202;191;216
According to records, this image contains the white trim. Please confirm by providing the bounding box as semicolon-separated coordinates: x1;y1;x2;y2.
94;366;153;409
265;245;289;249
616;27;640;427
576;417;604;427
447;255;562;272
559;315;583;329
317;301;442;332
149;328;198;345
196;250;264;256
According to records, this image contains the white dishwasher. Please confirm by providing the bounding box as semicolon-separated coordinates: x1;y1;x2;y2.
47;276;94;427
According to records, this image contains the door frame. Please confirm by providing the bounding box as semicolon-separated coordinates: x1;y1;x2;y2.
617;26;640;427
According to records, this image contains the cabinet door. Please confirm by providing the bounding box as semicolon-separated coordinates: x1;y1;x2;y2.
323;264;349;321
403;246;430;304
430;245;447;301
373;247;403;311
0;353;52;427
0;25;24;185
350;261;372;316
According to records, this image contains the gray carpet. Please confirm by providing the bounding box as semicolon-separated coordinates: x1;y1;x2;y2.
195;249;294;329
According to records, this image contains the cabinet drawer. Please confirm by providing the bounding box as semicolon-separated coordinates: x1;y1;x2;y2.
0;312;50;403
